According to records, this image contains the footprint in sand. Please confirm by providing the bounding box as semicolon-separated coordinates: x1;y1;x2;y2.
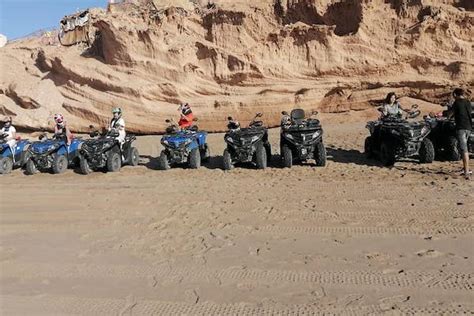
416;249;443;258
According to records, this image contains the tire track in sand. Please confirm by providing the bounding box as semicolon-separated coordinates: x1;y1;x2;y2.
1;295;473;315
224;224;474;236
2;263;473;291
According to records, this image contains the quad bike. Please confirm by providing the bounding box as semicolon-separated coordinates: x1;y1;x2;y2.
157;118;210;170
365;105;435;166
280;109;326;168
78;126;139;174
424;102;474;161
0;135;30;174
25;132;83;175
223;113;272;170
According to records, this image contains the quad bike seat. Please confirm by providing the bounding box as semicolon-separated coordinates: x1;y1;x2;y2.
291;109;305;124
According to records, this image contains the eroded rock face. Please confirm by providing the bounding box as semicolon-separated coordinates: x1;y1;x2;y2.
0;0;472;133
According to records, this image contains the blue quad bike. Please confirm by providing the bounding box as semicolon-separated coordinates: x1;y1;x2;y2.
157;120;210;170
78;127;139;174
0;135;31;174
25;133;83;175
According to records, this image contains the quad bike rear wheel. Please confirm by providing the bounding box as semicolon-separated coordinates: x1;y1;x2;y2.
129;147;139;166
79;157;92;175
380;141;396;166
255;143;267;169
419;138;435;163
52;154;68;174
25;159;38;175
364;136;374;159
314;142;327;167
188;148;201;169
157;151;170;170
223;149;233;170
281;145;293;168
107;151;122;172
0;157;13;174
446;136;461;161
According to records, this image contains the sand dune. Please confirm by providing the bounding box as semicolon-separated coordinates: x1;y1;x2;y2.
0;0;472;133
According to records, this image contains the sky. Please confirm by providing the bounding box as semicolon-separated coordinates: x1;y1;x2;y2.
0;0;106;39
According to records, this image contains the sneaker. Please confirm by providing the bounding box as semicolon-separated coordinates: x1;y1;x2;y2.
459;170;472;176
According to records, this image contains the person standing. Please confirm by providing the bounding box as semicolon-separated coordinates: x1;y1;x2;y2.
448;88;472;180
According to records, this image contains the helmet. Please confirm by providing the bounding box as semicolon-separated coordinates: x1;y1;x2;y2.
181;103;192;115
112;107;122;115
54;114;64;124
3;116;12;123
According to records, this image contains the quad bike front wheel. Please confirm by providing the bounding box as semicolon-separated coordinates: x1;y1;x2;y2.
364;136;374;159
52;154;68;174
79;157;93;175
0;157;13;174
419;138;435;163
223;149;233;170
188;148;201;169
281;145;293;168
25;159;38;175
446;136;461;161
157;151;170;170
314;142;327;167
107;151;122;172
129;147;140;166
380;141;396;166
265;143;272;165
255;143;267;169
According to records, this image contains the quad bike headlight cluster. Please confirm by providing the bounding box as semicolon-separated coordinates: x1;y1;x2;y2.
421;126;430;136
312;131;321;139
226;137;234;143
48;144;58;151
250;135;260;143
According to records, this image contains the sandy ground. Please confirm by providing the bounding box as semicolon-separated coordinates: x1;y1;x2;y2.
0;122;473;315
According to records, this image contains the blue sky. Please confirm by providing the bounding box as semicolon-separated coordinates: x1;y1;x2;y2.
0;0;106;39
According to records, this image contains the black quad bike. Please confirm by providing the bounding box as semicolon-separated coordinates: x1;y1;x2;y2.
223;113;272;170
280;109;326;168
424;103;474;161
78;126;139;174
365;106;435;166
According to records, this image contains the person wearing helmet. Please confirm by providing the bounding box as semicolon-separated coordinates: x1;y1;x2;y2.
54;114;73;145
178;103;194;129
109;107;126;144
227;116;240;131
381;92;404;118
1;116;17;153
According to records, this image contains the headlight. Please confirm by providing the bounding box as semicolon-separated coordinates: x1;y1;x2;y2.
48;144;58;151
421;126;430;136
161;139;169;146
251;136;260;143
285;134;294;140
226;137;234;143
312;131;321;139
391;129;400;136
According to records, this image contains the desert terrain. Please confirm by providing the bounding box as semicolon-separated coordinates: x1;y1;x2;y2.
1;121;473;314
